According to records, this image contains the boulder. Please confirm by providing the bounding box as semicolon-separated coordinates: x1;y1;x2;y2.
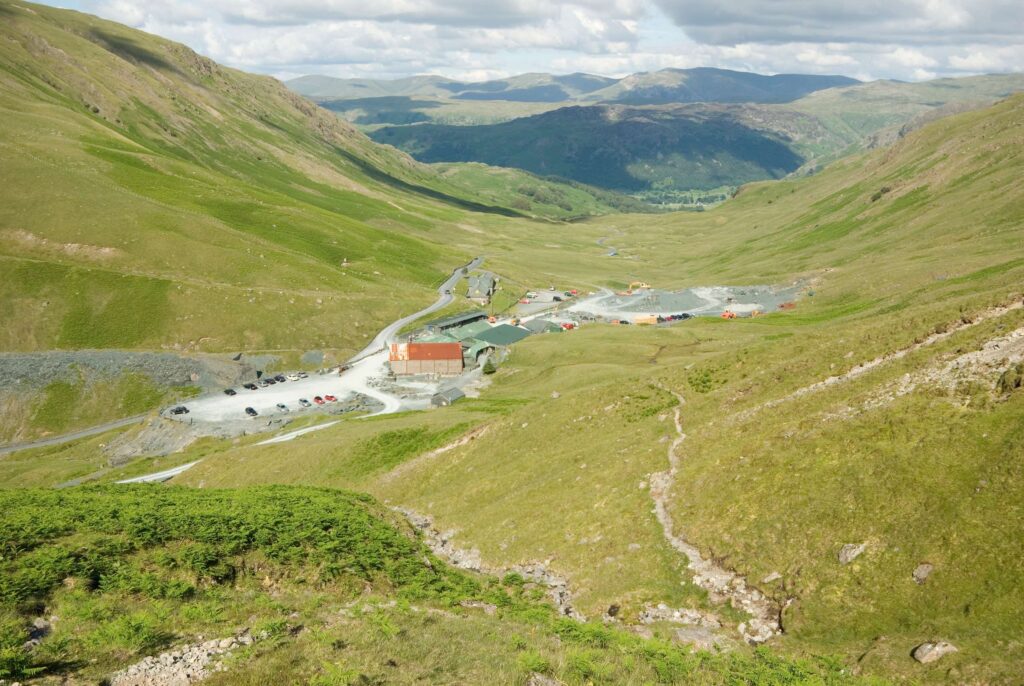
912;641;958;664
838;543;867;565
996;363;1023;394
674;626;724;652
913;563;934;585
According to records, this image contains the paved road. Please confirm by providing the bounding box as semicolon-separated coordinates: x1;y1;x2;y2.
348;256;483;362
0;414;147;457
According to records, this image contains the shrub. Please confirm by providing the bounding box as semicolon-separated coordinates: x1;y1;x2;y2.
517;650;550;673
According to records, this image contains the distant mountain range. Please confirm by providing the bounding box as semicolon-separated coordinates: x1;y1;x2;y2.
291;72;1024;199
288;67;860;105
369;103;810;194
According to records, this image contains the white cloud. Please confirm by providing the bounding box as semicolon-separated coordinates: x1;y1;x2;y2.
887;47;938;68
949;50;1003;71
45;0;1024;82
795;47;857;68
652;0;1024;45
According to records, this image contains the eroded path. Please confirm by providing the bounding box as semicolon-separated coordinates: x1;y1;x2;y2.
649;385;780;644
397;507;582;620
735;298;1024;424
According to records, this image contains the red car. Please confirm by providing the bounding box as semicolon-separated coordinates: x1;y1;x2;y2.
313;396;325;405
324;395;338;402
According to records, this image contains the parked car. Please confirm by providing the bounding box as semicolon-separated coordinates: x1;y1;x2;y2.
245;407;258;417
265;378;276;385
324;395;337;402
274;375;287;383
286;373;300;381
170;406;189;415
276;403;289;412
223;388;237;396
298;398;312;408
243;383;258;390
297;372;309;379
256;380;269;388
313;396;325;405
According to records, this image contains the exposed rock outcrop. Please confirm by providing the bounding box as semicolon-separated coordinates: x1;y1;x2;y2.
912;641;958;664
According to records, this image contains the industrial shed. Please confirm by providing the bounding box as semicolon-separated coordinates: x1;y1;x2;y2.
425;311;487;334
389;342;464;376
467;272;496;303
473;324;531;347
522;319;562;334
431;388;466;407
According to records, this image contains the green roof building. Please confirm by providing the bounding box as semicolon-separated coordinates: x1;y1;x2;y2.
473;324;531;347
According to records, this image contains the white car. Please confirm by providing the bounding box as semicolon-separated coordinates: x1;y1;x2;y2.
286;373;300;381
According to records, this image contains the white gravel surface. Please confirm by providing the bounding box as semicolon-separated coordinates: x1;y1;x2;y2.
179;350;400;423
117;461;202;484
255;421;340;445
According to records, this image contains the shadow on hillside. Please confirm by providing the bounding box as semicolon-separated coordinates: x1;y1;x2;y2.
87;29;177;74
320;96;442;126
331;146;531;219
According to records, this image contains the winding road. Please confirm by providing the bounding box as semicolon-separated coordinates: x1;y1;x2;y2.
0;414;147;457
349;256;483;363
77;257;484;484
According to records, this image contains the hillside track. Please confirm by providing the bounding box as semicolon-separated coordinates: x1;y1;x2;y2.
733;297;1024;424
649;384;781;644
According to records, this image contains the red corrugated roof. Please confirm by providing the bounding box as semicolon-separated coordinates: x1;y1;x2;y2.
403;342;463;361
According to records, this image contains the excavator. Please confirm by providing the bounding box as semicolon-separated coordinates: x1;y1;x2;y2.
622;280;651;295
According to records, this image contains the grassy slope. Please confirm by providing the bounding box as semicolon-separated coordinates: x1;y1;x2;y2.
0;486;874;685
790;74;1024;152
0;0;630;357
2;3;1023;684
141;96;1024;684
0;0;640;441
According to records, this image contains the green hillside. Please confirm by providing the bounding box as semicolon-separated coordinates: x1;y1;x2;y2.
0;485;880;684
0;0;646;445
370;104;807;193
0;0;636;355
2;1;1024;684
168;95;1024;684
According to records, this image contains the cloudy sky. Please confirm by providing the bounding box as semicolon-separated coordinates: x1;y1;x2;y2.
45;0;1024;82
